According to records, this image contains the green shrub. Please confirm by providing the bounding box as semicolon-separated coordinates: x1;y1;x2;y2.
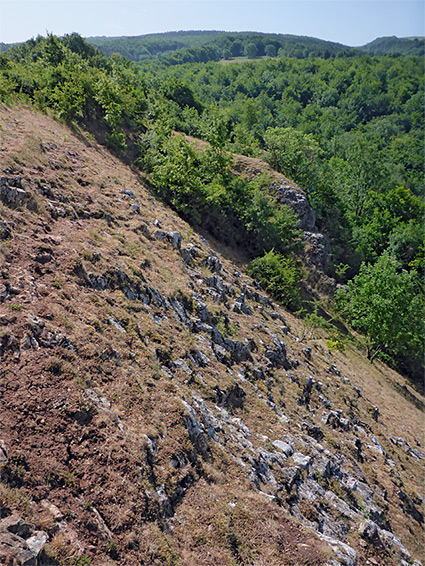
247;250;301;310
145;129;300;255
241;178;301;254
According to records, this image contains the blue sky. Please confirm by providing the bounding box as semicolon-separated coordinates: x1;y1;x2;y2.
1;0;424;46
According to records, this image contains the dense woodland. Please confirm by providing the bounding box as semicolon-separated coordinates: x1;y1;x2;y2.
86;31;358;63
0;32;423;380
3;30;424;60
86;31;425;62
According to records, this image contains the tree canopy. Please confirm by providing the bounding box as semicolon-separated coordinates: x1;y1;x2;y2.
336;253;424;376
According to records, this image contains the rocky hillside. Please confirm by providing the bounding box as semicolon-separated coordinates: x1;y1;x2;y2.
0;104;424;566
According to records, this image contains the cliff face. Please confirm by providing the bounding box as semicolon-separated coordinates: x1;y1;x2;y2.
0;105;424;566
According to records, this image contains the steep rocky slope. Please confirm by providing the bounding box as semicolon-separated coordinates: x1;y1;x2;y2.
0;104;424;566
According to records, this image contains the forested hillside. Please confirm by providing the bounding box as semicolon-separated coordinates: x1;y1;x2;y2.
86;31;425;63
0;33;423;381
87;31;357;63
3;31;424;60
359;35;425;56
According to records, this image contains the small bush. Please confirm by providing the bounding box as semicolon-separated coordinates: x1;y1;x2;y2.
46;358;63;375
325;339;345;352
105;130;127;151
1;455;28;488
247;250;301;310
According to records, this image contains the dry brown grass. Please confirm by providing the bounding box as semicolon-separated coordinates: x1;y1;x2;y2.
0;104;423;565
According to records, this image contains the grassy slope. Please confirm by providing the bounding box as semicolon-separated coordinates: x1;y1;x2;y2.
0;104;424;565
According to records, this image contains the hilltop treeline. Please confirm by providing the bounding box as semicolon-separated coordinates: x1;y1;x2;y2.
86;31;425;63
87;31;357;63
0;33;423;379
359;35;425;56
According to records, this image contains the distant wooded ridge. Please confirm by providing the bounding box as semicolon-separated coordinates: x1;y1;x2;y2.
1;31;424;60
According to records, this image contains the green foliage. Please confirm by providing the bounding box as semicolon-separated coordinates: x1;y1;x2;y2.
359;36;425;56
95;73;123;127
140;53;423;272
336;252;424;376
265;44;277;58
247;250;301;310
149;134;204;222
327;135;383;223
241;178;301;253
325;339;345;352
105;130;127;151
163;77;203;112
87;31;359;64
264;126;323;186
245;43;258;58
0;33;147;144
141;128;300;255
